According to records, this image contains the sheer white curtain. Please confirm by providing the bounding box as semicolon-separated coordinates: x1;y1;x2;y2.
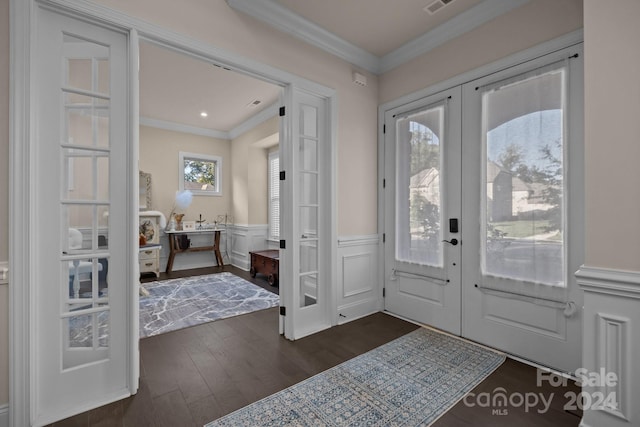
395;100;448;267
477;59;572;310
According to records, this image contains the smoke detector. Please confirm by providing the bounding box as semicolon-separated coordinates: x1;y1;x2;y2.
424;0;455;15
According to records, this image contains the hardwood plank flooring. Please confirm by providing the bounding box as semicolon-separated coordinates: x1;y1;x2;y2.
51;267;581;427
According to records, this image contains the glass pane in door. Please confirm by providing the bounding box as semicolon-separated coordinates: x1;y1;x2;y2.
482;66;565;285
298;103;319;308
395;105;444;267
60;34;113;369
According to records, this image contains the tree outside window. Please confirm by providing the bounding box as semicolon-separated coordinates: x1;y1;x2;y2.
179;152;222;196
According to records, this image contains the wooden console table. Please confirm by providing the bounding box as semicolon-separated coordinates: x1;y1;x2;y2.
165;229;224;273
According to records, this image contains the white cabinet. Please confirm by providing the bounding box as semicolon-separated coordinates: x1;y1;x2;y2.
139;213;161;278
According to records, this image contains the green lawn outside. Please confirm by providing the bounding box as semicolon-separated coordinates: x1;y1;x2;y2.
491;220;557;238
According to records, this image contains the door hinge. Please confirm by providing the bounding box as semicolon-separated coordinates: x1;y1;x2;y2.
383;288;386;297
279;106;286;116
383;233;386;243
280;240;286;249
279;306;286;316
280;170;286;181
383;179;386;188
383;124;386;134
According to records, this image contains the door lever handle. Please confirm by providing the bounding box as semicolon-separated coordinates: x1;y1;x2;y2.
442;238;458;246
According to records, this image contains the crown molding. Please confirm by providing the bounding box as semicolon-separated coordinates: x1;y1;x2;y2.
228;102;279;139
140;117;230;139
226;0;380;74
379;0;530;73
227;0;530;75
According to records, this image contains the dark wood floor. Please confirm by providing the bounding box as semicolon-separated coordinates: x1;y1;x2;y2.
51;267;581;427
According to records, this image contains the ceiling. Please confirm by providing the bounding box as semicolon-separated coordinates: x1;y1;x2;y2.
139;41;282;136
140;0;529;136
275;0;484;57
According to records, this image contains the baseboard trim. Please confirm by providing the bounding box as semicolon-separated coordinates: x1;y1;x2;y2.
337;298;379;325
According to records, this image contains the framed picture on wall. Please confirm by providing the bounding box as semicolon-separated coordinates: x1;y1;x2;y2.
182;221;196;231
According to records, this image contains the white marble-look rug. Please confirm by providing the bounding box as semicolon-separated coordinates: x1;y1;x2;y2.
139;272;279;338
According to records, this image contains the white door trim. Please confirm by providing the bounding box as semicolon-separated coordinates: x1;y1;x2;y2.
10;0;338;424
9;1;33;424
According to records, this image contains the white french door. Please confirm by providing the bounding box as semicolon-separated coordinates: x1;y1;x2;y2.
383;87;462;335
281;87;333;339
32;6;135;425
384;45;583;372
461;46;584;373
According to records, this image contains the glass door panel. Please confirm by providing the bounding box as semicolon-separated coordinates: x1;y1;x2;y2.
298;102;319;308
395;105;444;268
481;66;565;286
60;33;114;370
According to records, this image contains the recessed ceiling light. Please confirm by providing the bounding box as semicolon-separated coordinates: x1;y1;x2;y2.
200;111;208;118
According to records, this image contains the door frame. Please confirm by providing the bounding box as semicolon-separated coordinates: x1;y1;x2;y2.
10;0;337;424
378;30;584;306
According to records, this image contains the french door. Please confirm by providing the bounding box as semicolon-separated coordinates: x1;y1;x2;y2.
31;6;136;425
383;87;462;335
461;46;584;373
384;45;583;372
280;88;333;339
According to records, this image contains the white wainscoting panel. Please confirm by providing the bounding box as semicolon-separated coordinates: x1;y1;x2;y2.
0;403;7;427
229;224;270;271
336;235;381;324
576;266;640;427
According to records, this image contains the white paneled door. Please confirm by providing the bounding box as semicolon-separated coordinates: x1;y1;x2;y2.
384;45;584;373
383;87;462;335
461;47;584;373
33;6;135;425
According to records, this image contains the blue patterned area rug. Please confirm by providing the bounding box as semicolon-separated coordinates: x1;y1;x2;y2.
139;272;279;338
206;327;505;426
